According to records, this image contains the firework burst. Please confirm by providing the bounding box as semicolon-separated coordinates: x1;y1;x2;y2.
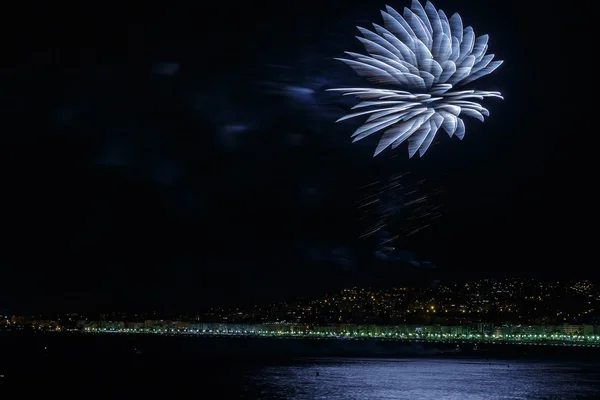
329;0;503;158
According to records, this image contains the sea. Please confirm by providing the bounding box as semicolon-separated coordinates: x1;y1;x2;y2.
1;332;600;399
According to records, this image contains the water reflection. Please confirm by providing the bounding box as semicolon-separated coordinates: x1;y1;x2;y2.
244;358;600;399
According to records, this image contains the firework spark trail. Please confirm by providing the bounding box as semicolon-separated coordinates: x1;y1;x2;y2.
357;172;445;247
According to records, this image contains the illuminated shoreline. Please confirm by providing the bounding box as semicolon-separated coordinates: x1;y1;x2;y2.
46;328;600;348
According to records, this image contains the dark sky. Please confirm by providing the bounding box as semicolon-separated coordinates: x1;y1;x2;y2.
2;0;552;313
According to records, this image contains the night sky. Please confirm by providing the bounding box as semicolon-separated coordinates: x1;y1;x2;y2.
2;0;552;313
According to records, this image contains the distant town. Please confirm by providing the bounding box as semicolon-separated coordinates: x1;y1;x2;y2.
3;279;600;346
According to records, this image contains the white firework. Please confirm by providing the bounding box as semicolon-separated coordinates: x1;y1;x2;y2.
328;0;503;158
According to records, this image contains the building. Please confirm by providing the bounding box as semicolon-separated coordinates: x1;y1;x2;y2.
558;325;583;335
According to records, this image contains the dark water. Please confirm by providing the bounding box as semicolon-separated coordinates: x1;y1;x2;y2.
2;333;600;399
